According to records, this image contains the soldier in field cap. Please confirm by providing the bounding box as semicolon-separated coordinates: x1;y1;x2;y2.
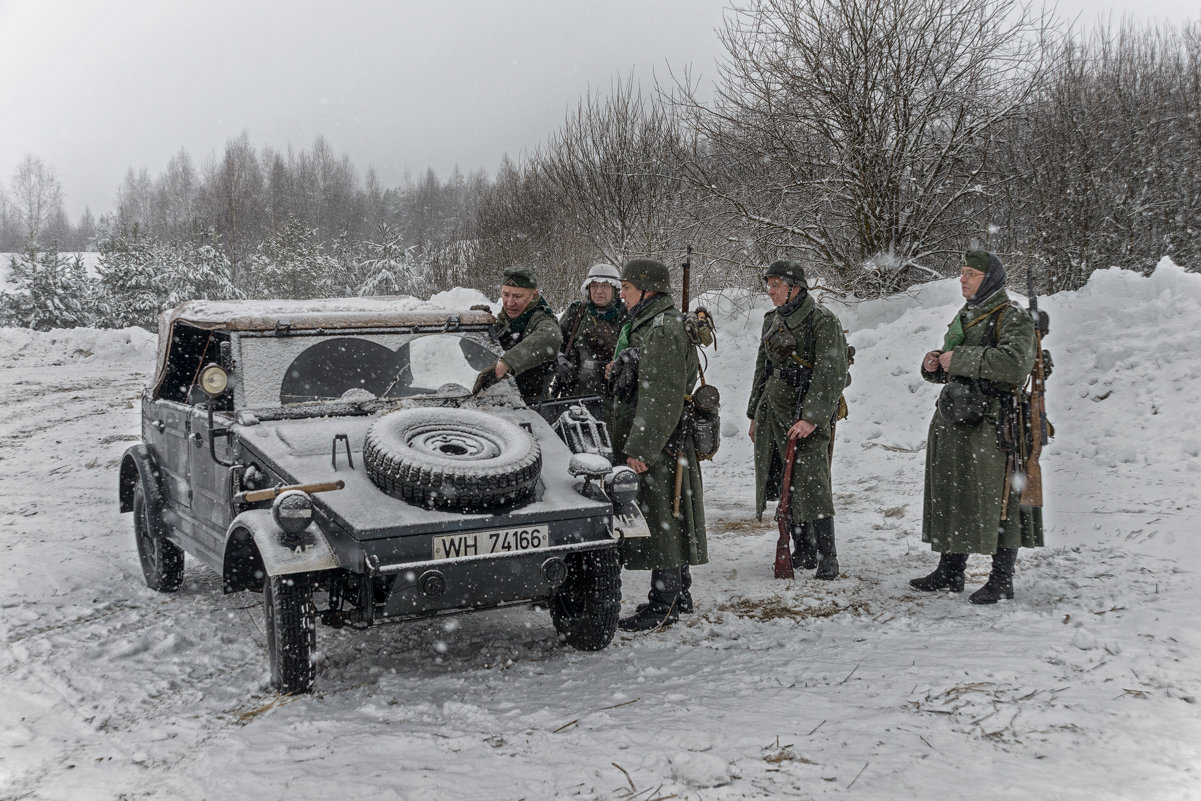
912;249;1039;604
472;266;562;404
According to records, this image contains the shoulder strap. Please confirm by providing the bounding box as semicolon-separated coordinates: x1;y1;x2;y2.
802;308;819;363
983;304;1009;347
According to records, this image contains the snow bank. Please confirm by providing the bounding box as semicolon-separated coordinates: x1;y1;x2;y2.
0;325;156;367
703;259;1201;521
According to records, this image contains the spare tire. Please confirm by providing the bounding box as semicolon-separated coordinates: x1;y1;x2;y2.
364;408;541;510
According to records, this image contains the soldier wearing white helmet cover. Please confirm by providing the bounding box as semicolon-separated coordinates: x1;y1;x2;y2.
552;263;627;399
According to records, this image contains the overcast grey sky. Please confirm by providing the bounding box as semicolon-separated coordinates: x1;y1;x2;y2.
1;0;1196;220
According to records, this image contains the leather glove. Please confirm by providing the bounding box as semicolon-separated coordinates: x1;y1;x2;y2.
472;366;500;396
554;353;577;386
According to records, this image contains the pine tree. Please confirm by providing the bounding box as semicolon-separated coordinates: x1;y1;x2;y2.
95;225;169;329
0;243;94;330
357;224;425;297
249;216;335;299
160;230;241;308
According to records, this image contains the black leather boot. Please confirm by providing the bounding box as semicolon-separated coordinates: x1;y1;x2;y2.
634;565;694;615
812;517;839;580
678;565;694;614
969;548;1017;604
791;522;818;570
619;567;682;631
909;552;968;592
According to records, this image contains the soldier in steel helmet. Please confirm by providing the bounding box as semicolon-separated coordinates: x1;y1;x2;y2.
748;259;849;579
552;263;626;399
911;249;1039;603
607;258;707;631
472;266;563;405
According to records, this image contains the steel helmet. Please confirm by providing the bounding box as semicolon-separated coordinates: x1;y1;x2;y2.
620;259;672;294
763;259;807;286
581;263;622;293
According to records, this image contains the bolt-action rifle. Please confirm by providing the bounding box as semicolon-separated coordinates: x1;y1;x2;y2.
671;247;693;517
544;298;588;402
773;437;798;579
1020;268;1050;507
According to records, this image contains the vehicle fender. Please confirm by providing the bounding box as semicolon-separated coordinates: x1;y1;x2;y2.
224;509;339;582
119;444;159;514
611;499;651;539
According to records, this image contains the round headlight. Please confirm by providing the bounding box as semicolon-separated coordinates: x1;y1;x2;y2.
198;363;229;397
272;490;313;537
605;466;640;504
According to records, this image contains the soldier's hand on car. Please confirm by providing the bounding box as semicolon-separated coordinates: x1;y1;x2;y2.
923;350;943;372
788;420;817;440
626;457;649;474
472;364;502;395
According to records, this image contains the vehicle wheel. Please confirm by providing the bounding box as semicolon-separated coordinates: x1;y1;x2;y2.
133;480;183;593
264;573;317;695
550;548;621;651
363;407;542;510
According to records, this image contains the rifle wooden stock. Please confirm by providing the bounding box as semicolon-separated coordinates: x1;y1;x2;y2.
774;437;798;579
1020;328;1047;507
236;480;345;504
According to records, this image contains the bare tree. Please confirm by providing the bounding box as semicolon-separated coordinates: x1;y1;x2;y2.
9;155;67;245
114;166;155;231
668;0;1058;295
539;76;687;268
992;20;1201;291
201;131;265;279
153;148;200;241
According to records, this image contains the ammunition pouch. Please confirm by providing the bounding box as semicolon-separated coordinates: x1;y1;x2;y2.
579;322;620;362
690;384;721;461
764;321;797;364
778;361;813;393
937;378;989;428
610;347;640;404
996;390;1022;453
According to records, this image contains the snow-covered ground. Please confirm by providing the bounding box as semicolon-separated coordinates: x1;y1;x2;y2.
1;262;1198;800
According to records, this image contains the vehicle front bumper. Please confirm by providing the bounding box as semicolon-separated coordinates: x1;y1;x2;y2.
368;539;618;619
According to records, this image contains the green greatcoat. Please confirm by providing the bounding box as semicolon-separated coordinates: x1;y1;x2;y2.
559;299;625;397
747;293;849;522
611;294;708;571
494;297;563;405
921;288;1042;554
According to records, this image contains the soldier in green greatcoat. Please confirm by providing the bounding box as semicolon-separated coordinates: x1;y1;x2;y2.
553;263;626;399
910;249;1040;604
747;260;849;579
472;266;562;405
608;258;707;631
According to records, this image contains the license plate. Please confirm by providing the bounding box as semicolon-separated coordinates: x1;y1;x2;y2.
432;525;550;560
612;509;651;538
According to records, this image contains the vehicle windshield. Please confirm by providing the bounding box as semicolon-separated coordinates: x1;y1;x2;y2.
236;331;499;409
